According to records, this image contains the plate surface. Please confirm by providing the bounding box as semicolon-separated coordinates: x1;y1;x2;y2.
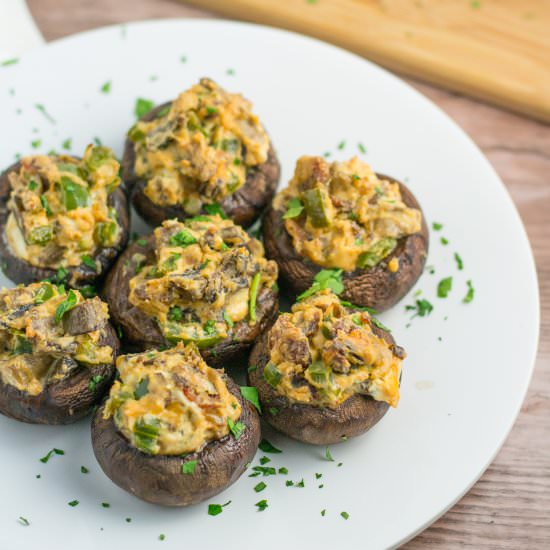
0;19;539;550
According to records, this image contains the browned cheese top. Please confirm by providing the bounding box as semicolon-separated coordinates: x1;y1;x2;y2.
129;78;270;212
263;290;403;408
273;156;422;272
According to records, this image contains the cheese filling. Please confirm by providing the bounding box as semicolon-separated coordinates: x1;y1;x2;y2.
5;146;122;270
0;283;114;396
129;78;270;212
103;343;241;455
264;290;403;408
273;156;422;272
128;216;278;347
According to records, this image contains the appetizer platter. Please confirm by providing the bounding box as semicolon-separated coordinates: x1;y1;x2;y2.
0;20;539;550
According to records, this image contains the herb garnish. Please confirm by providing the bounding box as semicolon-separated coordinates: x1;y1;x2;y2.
100;81;111;94
437;277;453;298
405;298;433;318
432;222;443;231
259;439;282;453
31;139;41;149
54;290;78;323
239;386;262;413
62;138;72;150
254;482;267;492
81;466;89;474
159;534;165;541
278;467;288;474
255;499;268;511
88;375;103;392
182;460;197;474
134;98;154;118
68;500;79;507
325;447;334;462
18;516;30;526
208;501;230;516
297;269;344;300
463;280;475;303
250;466;276;477
338;140;346;150
259;456;271;465
440;237;449;245
40;448;64;463
81;255;97;271
204;203;227;218
283;197;304;219
1;58;19;67
169;229;197;247
341;511;350;520
35;103;56;124
454;252;464;270
101;502;110;508
321;509;326;516
358;142;367;154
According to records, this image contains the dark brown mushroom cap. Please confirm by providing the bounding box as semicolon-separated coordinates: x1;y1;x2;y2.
262;176;429;312
0;159;130;289
0;323;119;424
102;236;279;367
122;102;280;228
91;374;260;506
248;319;404;445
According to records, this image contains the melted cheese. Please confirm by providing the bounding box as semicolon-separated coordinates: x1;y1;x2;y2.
273;156;422;272
131;78;270;211
103;343;241;455
5;146;122;269
266;290;403;408
0;283;113;395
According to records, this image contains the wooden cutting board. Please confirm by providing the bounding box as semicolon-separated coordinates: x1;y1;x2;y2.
182;0;550;122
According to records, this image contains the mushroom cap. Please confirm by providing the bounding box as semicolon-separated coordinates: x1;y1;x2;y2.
91;374;261;506
248;327;397;445
122;102;280;228
0;159;130;289
102;235;279;367
262;175;429;311
0;323;119;424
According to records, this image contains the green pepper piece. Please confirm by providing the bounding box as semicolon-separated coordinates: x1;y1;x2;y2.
34;282;56;304
60;176;89;210
306;361;331;386
249;272;261;324
357;238;397;269
93;221;119;247
13;335;32;356
263;362;282;387
163;323;223;349
86;146;114;171
26;225;53;245
133;418;160;454
303;188;332;228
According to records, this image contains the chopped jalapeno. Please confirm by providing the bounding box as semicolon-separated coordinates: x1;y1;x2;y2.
357;238;397;269
34;283;55;304
263;362;282;387
59;176;89;210
93;220;119;246
133;418;160;454
26;225;53;245
303;188;332;228
306;361;331;386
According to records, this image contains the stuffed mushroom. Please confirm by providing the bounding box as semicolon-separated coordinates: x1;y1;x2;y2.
103;214;278;367
0;282;119;424
263;156;428;311
122;78;280;228
0;146;129;289
92;343;261;506
248;289;405;445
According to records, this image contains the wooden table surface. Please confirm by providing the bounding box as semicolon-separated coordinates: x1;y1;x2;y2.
27;1;550;547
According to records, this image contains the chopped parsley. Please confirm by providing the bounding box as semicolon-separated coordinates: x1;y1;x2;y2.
341;511;350;520
31;139;41;149
159;534;165;541
440;236;449;245
169;229;197;247
227;418;246;439
278;467;288;475
321;509;326;516
337;140;346;150
259;438;282;453
358;142;367;154
40;448;65;463
325;447;334;462
282;197;304;219
208;501;230;516
101;502;110;508
432;222;443;231
315;473;322;479
54;290;78;323
80;466;89;474
134;98;154;119
239;386;261;413
254;482;267;492
463;280;475;303
88;375;104;392
255;499;268;511
285;480;294;487
405;298;433;318
62;138;72;150
259;456;271;465
454;252;464;270
250;466;276;477
182;460;197;474
1;58;19;67
437;277;453;298
68;500;79;507
297;269;344;300
204;203;227;218
100;81;111;94
35;103;56;124
226;68;235;75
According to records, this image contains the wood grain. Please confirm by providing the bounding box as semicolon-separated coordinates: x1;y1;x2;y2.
181;0;550;123
26;1;550;547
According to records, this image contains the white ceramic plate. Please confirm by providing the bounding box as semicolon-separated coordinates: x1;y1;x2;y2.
0;20;539;550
